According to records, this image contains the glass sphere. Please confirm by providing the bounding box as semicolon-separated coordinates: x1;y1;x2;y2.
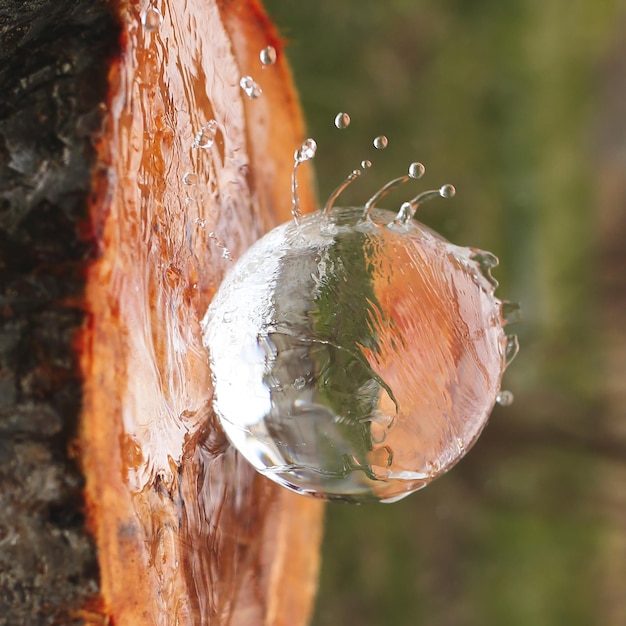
202;207;513;502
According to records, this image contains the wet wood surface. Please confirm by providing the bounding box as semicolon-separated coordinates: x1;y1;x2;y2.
1;0;323;623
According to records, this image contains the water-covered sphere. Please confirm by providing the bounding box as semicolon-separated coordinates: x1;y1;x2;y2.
202;207;513;502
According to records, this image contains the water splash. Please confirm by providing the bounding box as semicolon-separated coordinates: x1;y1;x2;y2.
501;300;522;325
203;201;515;502
470;250;499;288
260;46;277;66
291;138;317;221
334;112;351;129
240;76;262;99
203;123;517;502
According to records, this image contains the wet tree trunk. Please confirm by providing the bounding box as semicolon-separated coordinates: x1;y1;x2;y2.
0;1;323;624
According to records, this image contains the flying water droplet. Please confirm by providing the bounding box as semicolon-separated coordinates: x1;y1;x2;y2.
334;112;351;129
192;120;218;149
291;138;318;221
373;135;388;150
408;162;425;179
496;390;514;406
294;377;306;390
240;76;263;99
260;45;277;66
141;6;163;32
361;160;372;169
183;172;198;186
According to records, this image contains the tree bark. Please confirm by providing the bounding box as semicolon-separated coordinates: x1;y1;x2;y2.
0;1;323;624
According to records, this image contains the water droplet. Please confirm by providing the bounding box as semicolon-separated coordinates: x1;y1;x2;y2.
141;6;163;32
260;45;277;66
294;377;306;390
361;160;372;169
505;334;519;366
334;112;351;129
240;76;262;99
373;135;388;150
294;138;317;163
440;184;456;198
408;162;425;179
194;217;206;228
183;172;198;186
496;390;514;406
192;119;218;149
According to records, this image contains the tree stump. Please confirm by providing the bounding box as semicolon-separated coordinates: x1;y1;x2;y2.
0;1;324;624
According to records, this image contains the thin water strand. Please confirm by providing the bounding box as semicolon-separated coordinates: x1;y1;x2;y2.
364;175;410;219
323;169;362;217
364;163;425;219
395;184;456;225
291;138;317;221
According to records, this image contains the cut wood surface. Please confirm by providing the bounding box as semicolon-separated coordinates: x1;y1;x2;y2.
1;0;323;624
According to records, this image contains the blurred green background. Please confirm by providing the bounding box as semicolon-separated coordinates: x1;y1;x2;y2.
263;1;626;624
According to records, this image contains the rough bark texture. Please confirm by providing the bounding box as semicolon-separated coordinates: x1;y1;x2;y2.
0;1;323;624
0;1;118;623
